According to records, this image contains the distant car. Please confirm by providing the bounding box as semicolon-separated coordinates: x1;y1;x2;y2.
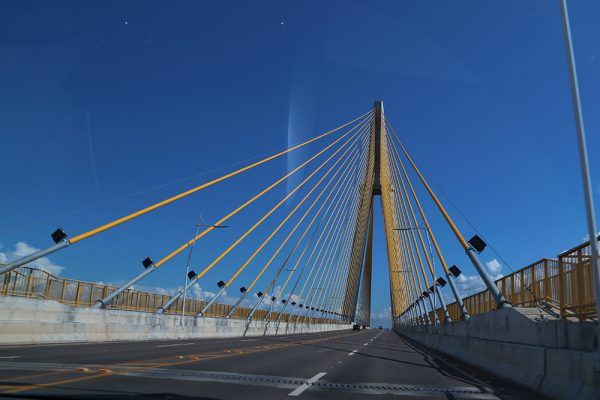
353;324;361;331
378;326;383;329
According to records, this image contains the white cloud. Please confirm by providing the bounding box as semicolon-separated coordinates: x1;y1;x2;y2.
455;258;504;297
486;259;502;276
582;231;600;242
0;241;65;275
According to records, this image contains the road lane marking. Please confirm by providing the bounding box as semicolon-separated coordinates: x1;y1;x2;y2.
0;356;19;359
1;331;356;394
240;339;256;342
288;372;326;396
156;343;195;348
347;349;357;356
0;362;497;398
0;370;66;382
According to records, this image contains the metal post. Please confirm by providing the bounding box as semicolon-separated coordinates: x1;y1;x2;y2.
446;272;470;320
422;227;451;321
274;301;291;332
198;285;227;316
96;264;157;308
0;240;69;275
157;276;199;313
435;284;451;322
247;295;267;321
226;293;248;318
559;0;600;368
263;298;276;321
465;248;509;308
427;294;438;326
417;300;428;326
181;223;203;322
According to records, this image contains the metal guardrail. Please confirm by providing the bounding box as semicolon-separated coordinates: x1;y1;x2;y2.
433;238;599;322
0;267;335;324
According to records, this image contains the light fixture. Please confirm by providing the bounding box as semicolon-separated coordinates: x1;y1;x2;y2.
449;265;462;278
142;257;153;269
51;228;67;243
468;235;486;253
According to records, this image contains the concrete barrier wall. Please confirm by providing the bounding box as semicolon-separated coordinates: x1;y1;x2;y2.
398;308;600;400
0;297;351;344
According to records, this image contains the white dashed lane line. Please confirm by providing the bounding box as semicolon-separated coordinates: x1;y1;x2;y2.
347;350;358;356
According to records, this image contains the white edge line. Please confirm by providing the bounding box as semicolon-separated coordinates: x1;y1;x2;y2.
156;343;196;348
0;356;20;359
288;372;326;396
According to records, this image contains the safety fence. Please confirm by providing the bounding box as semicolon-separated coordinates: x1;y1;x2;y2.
434;238;598;322
0;266;336;324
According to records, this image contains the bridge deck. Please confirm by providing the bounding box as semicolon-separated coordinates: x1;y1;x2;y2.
0;330;547;399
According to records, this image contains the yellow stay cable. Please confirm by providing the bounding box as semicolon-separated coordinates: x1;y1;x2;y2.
387;121;452;275
246;147;363;294
69;109;373;244
225;132;365;287
387;134;439;282
387;122;470;250
153;115;373;268
299;172;362;314
272;142;366;303
192;121;369;284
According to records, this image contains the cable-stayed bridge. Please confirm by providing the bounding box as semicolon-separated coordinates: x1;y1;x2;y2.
0;102;598;400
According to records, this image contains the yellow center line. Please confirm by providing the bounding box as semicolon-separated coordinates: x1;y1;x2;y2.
0;370;68;383
1;331;357;394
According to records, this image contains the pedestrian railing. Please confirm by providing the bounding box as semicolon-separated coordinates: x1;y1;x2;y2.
434;237;598;322
0;266;335;324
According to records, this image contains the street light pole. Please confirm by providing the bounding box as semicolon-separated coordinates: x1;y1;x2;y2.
558;0;600;370
181;221;203;324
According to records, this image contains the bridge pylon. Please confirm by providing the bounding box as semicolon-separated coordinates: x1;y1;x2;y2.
345;101;387;326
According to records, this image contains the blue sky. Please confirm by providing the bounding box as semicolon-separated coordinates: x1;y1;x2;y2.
1;1;599;327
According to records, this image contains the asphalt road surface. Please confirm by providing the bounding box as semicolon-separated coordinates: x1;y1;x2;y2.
0;329;549;400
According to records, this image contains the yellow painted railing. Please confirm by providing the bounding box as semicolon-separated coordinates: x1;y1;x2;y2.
433;238;599;322
0;266;335;324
